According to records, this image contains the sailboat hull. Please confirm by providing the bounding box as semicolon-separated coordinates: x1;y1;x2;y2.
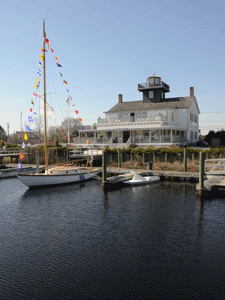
17;168;100;188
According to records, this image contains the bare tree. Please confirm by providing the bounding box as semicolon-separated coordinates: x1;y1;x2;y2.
0;125;7;142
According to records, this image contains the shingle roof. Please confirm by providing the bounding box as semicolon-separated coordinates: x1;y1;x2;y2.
105;97;199;113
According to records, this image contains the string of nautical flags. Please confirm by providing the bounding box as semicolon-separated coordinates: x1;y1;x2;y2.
18;34;86;169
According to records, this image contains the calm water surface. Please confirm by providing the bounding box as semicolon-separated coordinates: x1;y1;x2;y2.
1;178;225;299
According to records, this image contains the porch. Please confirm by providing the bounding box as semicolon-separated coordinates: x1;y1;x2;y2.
73;129;187;148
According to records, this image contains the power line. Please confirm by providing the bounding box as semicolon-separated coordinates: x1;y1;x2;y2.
201;111;225;114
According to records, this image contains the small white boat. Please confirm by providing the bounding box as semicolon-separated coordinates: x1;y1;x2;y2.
124;172;160;185
0;166;45;179
18;166;100;188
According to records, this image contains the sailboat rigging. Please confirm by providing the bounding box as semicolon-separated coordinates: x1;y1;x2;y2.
17;20;100;188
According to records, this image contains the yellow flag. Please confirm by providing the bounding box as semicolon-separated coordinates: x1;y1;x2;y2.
34;83;37;89
40;53;43;60
36;78;40;83
24;133;28;141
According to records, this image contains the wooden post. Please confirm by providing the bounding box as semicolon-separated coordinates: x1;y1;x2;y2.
153;153;155;162
118;149;121;168
102;151;107;187
28;147;31;164
66;149;70;162
184;147;187;172
199;152;205;195
35;150;39;173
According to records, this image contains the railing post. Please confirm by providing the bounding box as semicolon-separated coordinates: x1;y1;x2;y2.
199;152;205;195
184;147;187;172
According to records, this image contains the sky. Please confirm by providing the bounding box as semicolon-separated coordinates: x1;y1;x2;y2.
0;0;225;136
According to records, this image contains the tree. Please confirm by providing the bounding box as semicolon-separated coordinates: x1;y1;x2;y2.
0;125;7;142
204;130;225;146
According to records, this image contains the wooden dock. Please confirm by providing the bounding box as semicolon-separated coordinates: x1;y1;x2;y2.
107;168;199;183
0;150;20;163
100;168;199;190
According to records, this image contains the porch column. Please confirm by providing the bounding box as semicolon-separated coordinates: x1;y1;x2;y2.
94;132;96;144
149;130;151;144
170;130;173;143
79;131;80;144
160;130;162;143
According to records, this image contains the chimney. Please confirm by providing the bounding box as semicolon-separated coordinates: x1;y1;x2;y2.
118;94;123;103
190;87;194;97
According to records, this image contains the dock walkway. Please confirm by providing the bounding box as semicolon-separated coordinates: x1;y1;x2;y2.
107;168;199;183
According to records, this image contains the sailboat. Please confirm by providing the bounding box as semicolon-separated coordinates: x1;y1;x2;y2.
17;20;100;188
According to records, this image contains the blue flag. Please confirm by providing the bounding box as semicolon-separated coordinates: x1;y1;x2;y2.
25;125;32;132
18;162;22;169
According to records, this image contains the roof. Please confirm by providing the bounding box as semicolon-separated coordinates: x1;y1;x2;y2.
105;97;200;113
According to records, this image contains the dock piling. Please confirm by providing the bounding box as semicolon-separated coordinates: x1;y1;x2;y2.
118;149;121;168
102;151;107;187
184;147;187;172
35;150;39;173
198;152;205;195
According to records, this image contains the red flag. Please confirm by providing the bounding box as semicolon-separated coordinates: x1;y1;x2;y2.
30;108;32;112
20;153;24;160
45;38;50;44
75;110;79;114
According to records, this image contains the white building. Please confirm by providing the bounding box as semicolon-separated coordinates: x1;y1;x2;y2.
74;75;200;148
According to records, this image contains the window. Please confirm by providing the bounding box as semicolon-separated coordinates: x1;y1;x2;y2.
194;115;198;123
195;131;197;140
190;113;193;122
190;131;193;141
172;112;174;122
119;113;128;121
136;111;147;119
149;91;154;99
155;77;160;85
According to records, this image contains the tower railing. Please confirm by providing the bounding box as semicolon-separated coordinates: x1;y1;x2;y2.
138;81;170;91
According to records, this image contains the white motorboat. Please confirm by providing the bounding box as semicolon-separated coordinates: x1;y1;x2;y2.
124;172;160;185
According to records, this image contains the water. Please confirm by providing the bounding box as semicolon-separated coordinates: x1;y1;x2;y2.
1;178;225;299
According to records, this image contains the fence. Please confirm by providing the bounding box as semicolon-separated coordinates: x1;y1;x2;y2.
104;151;225;172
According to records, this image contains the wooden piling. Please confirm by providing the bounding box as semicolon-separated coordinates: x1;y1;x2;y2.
102;151;107;187
28;147;31;164
35;150;39;173
198;152;205;195
118;149;121;168
184;147;187;172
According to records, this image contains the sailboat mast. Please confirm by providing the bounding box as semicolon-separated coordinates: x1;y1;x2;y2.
43;19;48;172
